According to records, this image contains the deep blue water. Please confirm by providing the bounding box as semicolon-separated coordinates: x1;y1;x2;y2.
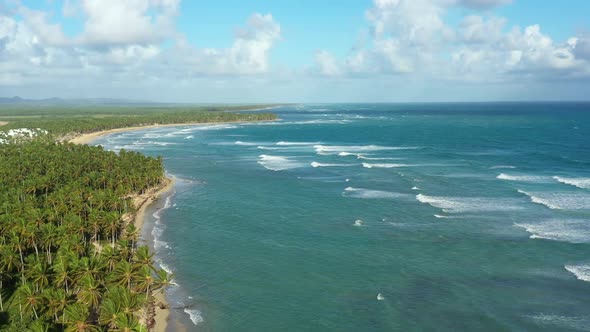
95;103;590;331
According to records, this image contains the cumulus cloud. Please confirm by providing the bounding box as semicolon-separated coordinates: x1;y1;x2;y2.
454;0;512;9
78;0;179;46
314;0;590;82
314;50;341;76
0;0;281;89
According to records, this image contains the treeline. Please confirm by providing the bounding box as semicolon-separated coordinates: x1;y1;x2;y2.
0;140;171;331
1;110;277;136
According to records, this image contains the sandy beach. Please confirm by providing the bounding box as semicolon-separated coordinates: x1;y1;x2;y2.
132;176;175;332
71;130;177;332
0;121;8;126
68;119;275;145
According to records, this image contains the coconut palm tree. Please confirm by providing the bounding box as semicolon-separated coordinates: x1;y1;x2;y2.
63;303;99;332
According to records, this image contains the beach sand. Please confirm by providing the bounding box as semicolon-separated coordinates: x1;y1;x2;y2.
68;119;274;145
0;121;8;126
70;132;176;332
132;177;175;332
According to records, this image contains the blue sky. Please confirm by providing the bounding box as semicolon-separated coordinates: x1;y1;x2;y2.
2;0;590;102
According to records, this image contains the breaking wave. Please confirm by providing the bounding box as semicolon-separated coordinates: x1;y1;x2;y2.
565;264;590;282
343;187;406;199
416;194;523;213
314;144;419;155
514;219;590;243
497;173;549;182
517;190;590;210
311;162;356;168
554;176;590;189
257;155;305;171
362;163;413;168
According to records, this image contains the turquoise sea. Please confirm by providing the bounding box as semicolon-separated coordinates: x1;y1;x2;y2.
94;103;590;331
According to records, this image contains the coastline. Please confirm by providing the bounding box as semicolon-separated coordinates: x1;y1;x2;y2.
69;129;178;332
131;176;176;332
68;119;275;145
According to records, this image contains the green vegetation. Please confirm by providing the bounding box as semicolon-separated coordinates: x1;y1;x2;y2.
0;105;277;136
0;105;279;330
0;140;173;330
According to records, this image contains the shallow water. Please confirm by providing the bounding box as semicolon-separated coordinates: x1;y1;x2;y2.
95;103;590;331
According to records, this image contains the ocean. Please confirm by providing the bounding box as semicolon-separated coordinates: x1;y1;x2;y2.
94;103;590;331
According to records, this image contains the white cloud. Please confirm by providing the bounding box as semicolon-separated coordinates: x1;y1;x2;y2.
314;50;341;76
460;15;506;44
78;0;179;46
454;0;512;9
574;34;590;61
228;13;281;74
319;0;590;82
0;0;281;88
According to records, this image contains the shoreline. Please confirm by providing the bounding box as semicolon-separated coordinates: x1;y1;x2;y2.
69;129;179;332
68;119;275;145
69;117;277;331
131;176;176;332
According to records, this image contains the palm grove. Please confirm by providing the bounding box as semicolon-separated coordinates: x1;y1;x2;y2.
0;107;277;330
0;140;172;331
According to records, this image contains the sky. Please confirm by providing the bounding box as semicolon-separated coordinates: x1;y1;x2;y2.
1;0;589;103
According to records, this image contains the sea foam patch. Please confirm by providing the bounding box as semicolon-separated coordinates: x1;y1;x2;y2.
257;155;305;171
514;219;590;243
518;190;590;210
565;264;590;282
362;163;413;168
276;141;320;146
529;314;590;331
416;194;523;213
314;144;419;155
184;308;204;325
343;187;406;199
311;162;356;168
497;173;550;182
554;176;590;189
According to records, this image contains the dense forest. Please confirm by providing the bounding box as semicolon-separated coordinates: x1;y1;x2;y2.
0;139;174;331
0;139;176;331
0;106;278;330
0;105;277;136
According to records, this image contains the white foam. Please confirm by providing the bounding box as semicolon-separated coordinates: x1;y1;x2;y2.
377;293;385;301
257;155;304;171
357;156;402;160
515;220;590;243
338;152;361;157
184;135;194;140
314;144;419;155
235;141;258;146
344;187;405;199
497;173;549;182
565;264;590;282
184;308;204;325
276;141;319;146
416;194;523;213
554;176;590;189
530;314;590;330
154;257;174;274
183;124;238;131
490;165;516;169
411;186;420;190
362;163;412;168
257;146;281;150
518;190;590;210
353;219;364;227
434;214;453;219
153;239;169;250
311;162;356;168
